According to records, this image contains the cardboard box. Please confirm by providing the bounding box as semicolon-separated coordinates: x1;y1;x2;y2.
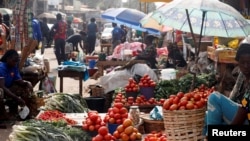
217;49;237;64
207;46;237;63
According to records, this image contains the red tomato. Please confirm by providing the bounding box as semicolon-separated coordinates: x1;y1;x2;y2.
150;82;156;87
98;126;109;136
169;104;178;111
173;97;180;104
89;113;99;121
177;92;184;99
95;124;101;130
178;106;186;110
95;134;104;141
113;102;123;109
114;113;121;119
193;94;201;101
89;125;95;131
195;101;204;108
163;99;171;110
186;103;195;110
82;124;88;130
178;100;187;108
119;107;128;114
116;119;122;124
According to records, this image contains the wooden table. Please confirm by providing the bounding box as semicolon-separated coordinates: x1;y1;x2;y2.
58;69;84;95
96;60;146;76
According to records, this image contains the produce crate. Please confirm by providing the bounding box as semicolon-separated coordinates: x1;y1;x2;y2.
217;49;237;64
163;107;206;141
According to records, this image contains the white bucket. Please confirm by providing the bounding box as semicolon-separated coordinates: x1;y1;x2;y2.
161;68;177;80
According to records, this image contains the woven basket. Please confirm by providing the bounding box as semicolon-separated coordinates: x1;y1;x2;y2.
163;107;206;141
89;85;104;97
141;114;165;134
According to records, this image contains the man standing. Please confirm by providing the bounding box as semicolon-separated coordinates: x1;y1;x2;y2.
51;13;67;65
86;18;98;55
112;23;124;49
31;13;42;53
39;17;50;54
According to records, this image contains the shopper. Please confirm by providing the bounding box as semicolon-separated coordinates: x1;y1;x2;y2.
51;13;67;65
66;31;86;52
39;17;50;54
86;18;98;55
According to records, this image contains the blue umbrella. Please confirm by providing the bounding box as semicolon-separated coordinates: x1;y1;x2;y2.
101;8;160;35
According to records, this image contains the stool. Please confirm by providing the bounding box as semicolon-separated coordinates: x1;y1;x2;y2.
58;69;84;95
100;43;112;55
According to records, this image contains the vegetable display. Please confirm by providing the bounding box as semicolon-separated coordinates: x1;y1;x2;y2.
42;93;89;113
9;119;91;141
37;110;77;125
154;73;216;99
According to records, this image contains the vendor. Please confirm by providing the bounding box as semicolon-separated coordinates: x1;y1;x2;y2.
204;39;250;136
0;49;33;120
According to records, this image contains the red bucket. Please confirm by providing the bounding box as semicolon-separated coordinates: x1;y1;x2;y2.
139;87;155;100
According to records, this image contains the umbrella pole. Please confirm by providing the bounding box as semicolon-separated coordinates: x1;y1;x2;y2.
185;9;197;91
198;11;206;56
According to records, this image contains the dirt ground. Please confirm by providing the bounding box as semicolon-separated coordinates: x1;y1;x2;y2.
0;46;100;141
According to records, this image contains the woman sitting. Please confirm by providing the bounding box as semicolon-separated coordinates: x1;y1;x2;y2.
0;49;33;121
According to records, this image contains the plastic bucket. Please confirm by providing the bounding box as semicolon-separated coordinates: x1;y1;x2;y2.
161;68;176;80
89;60;96;69
140;87;155;100
108;123;120;134
83;96;105;113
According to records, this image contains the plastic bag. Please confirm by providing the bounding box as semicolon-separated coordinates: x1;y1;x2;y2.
149;106;163;120
40;76;57;94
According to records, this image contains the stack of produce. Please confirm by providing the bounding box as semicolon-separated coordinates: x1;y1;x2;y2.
113;119;142;141
37;110;77;125
42;93;89;113
154;73;216;99
104;102;128;125
82;111;106;132
144;131;167;141
92;126;115;141
9;119;91;141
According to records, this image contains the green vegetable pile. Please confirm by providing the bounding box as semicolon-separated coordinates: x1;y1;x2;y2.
42;93;89;113
9;120;91;141
154;73;216;99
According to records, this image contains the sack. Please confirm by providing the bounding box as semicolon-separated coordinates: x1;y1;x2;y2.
40;76;57;94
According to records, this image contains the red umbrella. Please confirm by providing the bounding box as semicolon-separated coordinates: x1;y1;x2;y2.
73;17;83;23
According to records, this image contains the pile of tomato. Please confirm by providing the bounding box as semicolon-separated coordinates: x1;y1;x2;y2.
92;126;116;141
104;102;128;125
113;119;142;141
163;85;215;110
37;110;77;125
144;131;167;141
138;74;156;88
82;111;106;132
125;78;139;93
